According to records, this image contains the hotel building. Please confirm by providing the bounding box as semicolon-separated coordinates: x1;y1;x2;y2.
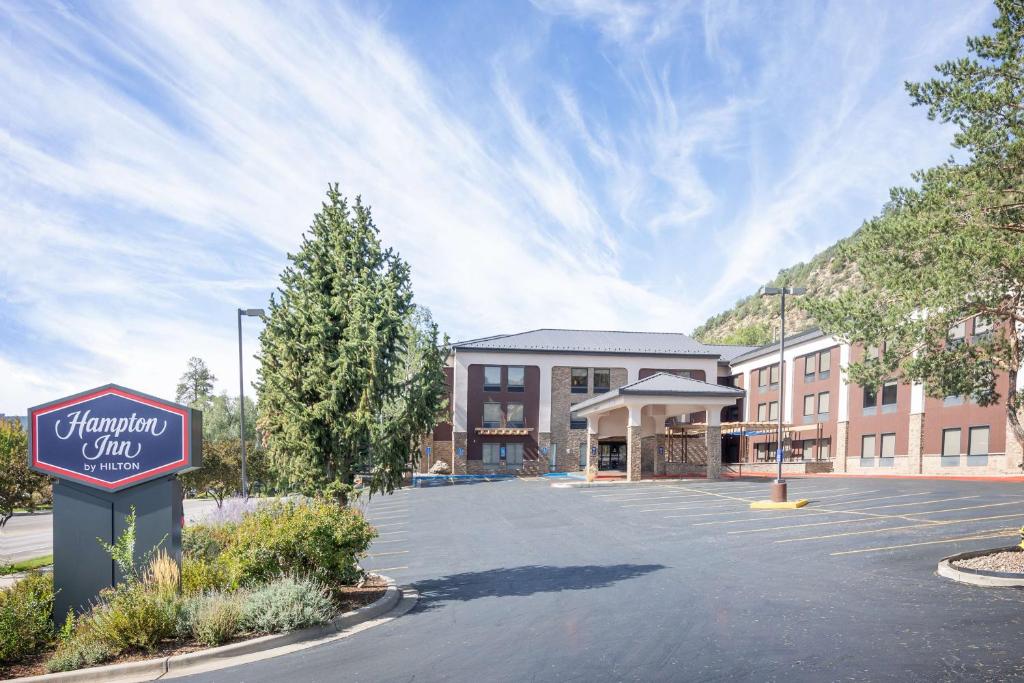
419;327;1023;480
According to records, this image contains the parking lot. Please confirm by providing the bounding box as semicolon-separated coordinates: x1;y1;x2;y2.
190;477;1024;682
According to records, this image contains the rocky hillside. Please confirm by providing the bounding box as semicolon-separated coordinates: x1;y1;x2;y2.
691;233;864;345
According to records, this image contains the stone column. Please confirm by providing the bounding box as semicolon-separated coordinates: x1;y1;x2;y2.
627;425;642;481
908;413;924;474
705;426;722;480
586;429;599;471
453;432;468;475
834;421;849;473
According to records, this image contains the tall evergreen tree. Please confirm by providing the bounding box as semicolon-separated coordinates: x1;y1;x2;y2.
257;185;449;497
806;1;1024;455
175;357;217;405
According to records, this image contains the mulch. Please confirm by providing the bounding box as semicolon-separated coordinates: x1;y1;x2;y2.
1;576;389;680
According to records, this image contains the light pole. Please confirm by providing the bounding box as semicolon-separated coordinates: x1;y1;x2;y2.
759;286;805;502
237;307;265;499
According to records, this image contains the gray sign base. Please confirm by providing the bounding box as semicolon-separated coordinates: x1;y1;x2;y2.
52;476;182;619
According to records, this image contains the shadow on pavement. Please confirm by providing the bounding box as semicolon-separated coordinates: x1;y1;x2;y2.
413;564;666;610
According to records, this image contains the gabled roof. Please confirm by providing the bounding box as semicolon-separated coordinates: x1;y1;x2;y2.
454;328;728;357
727;328;827;365
571;372;744;413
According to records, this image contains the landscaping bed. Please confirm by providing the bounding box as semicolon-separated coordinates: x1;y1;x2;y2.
0;496;383;678
1;575;387;680
952;548;1024;574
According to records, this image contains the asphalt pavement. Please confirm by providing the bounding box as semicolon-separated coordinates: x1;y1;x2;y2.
0;499;219;563
179;476;1024;682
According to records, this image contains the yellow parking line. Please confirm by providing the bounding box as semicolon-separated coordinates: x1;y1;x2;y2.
632;499;755;511
830;529;1018;556
815;491;935;508
377;530;408;536
372;539;405;544
374;522;407;528
903;500;1022;517
368;565;408;572
806;489;880;501
664;507;759;519
714;496;985;531
776;512;1024;544
368;550;409;558
621;497;745;508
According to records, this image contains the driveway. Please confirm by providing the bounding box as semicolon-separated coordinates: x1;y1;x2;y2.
181;476;1024;682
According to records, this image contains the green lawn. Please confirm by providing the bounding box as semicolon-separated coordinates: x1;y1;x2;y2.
0;554;53;576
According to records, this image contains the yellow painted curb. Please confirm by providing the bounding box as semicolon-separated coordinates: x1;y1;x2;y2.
749;499;809;510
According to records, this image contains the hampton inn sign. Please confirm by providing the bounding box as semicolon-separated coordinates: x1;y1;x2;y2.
29;384;200;491
28;384;202;617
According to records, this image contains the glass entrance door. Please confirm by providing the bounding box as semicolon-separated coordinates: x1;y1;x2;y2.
599;442;626;471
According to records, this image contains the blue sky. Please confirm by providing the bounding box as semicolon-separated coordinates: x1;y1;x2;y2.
0;0;997;412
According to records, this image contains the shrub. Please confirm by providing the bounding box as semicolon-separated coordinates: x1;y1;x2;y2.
88;582;181;653
190;591;246;646
145;550;180;595
0;571;54;664
181;555;231;595
46;623;113;672
222;500;376;588
182;522;235;562
240;576;334;634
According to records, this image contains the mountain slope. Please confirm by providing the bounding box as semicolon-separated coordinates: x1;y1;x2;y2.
691;233;863;345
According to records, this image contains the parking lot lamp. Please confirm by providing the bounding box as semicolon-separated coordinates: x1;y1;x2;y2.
238;308;265;499
759;286;805;502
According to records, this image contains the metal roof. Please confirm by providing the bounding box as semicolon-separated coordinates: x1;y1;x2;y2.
453;328;745;357
727;328;827;365
571;372;745;413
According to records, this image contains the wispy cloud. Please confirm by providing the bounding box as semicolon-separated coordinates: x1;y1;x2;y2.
0;0;996;412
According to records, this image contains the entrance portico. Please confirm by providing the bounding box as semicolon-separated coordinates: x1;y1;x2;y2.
571;373;745;481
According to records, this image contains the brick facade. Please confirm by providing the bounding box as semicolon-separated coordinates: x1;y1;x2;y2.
626;425;642;481
551;366;628;472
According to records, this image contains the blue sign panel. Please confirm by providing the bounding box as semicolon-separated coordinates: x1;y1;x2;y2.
29;385;200;492
776;448;784;464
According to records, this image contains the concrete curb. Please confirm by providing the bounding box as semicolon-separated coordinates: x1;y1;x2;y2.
12;575;406;683
550;480;662;489
937;547;1024;587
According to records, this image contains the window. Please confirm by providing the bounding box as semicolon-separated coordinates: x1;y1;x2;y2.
482;402;502;428
769;364;780;386
569;405;587;430
948;320;967;346
758;368;768;389
880;433;896;458
819;438;831;460
505;443;524;466
506;403;525;428
866;345;880;359
968;426;990;456
943;394;965;407
863;387;877;415
803;394;815;417
804;354;817;379
817;392;830;416
802;439;816;460
861;434;876;458
755;443;770;460
818;350;831;378
507;366;525;392
974;316;994;337
881;381;898;413
483;366;501;391
768;401;779;421
482;443;500;464
570;368;588;394
757;403;767;421
942;428;961;457
593;368;610;393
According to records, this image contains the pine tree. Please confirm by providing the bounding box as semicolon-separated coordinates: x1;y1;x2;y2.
175;357;217;405
256;185;449;497
807;2;1024;455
